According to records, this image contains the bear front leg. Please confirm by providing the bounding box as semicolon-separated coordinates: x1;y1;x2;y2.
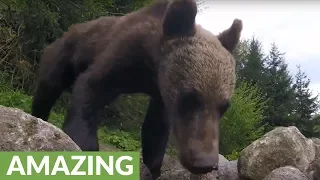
62;69;120;151
142;97;169;179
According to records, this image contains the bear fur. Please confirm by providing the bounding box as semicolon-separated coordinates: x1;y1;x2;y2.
31;15;119;121
31;0;243;179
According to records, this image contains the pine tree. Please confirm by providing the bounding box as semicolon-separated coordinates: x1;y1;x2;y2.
236;36;266;87
292;65;319;137
234;39;250;76
262;43;296;127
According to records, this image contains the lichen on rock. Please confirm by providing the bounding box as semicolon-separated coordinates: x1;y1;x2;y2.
0;105;80;151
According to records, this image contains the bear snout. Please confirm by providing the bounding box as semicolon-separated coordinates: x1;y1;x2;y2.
179;151;218;174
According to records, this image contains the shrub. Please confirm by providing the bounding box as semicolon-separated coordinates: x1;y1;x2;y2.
220;81;268;158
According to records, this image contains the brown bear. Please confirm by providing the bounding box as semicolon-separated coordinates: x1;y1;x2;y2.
31;0;243;179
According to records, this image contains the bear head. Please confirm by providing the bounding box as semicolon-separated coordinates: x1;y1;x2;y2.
158;0;243;174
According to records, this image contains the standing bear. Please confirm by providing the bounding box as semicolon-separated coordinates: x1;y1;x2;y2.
31;0;243;179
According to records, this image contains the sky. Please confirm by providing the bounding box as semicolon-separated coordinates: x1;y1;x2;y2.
195;1;320;98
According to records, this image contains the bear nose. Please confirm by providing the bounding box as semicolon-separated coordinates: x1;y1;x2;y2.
188;154;218;174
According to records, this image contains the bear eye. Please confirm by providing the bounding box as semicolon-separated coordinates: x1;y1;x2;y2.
177;89;204;117
218;101;230;117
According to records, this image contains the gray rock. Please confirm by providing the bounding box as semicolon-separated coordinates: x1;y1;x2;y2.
161;154;183;173
307;171;315;180
306;158;320;180
157;158;237;180
219;154;229;163
217;160;239;180
158;169;217;180
238;126;315;180
312;138;320;159
262;166;308;180
0;105;80;151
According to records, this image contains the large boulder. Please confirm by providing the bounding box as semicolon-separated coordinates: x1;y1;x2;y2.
0;106;80;151
262;166;308;180
238;126;315;180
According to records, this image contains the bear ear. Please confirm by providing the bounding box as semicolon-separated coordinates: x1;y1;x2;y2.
217;19;243;53
162;0;198;38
